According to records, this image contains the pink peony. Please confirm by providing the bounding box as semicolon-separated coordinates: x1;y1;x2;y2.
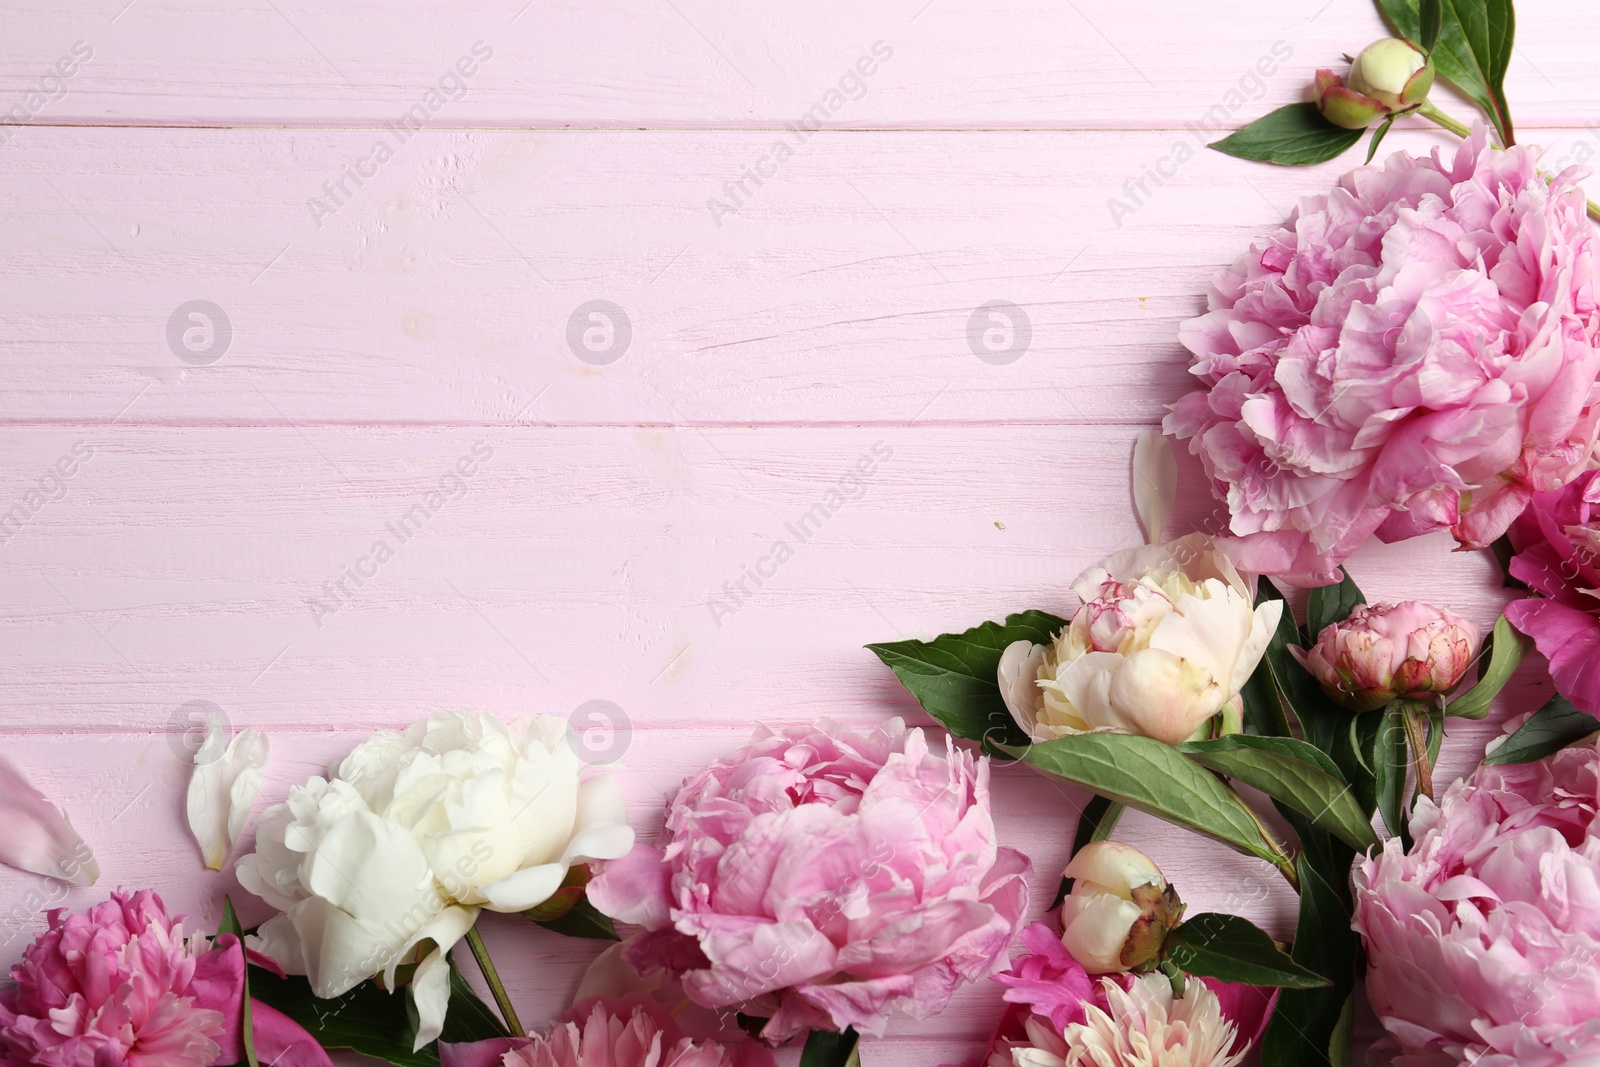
979;924;1275;1067
496;997;775;1067
1353;739;1600;1065
1166;127;1600;586
588;718;1031;1043
0;890;329;1067
1291;601;1478;712
1505;467;1600;715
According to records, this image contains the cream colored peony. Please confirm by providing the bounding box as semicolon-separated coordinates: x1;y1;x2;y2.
236;710;634;1050
1058;842;1176;976
1011;975;1245;1067
999;534;1282;746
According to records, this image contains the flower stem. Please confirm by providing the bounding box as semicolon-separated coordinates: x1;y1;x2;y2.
1160;959;1188;999
1417;101;1600;223
1237;792;1300;892
464;925;524;1036
1400;703;1436;802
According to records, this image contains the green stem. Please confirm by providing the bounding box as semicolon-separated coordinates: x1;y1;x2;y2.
1240;795;1300;892
1418;101;1600;223
1399;702;1436;802
464;926;524;1036
1160;959;1188;999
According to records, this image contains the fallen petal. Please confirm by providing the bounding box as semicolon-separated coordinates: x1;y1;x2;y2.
0;755;98;885
186;726;269;870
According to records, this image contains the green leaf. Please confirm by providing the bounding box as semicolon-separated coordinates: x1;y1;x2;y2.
1365;114;1397;163
1165;913;1331;989
799;1027;861;1067
1016;734;1281;865
1420;0;1443;51
1055;795;1124;907
1259;857;1359;1066
1240;581;1297;738
1209;103;1364;166
1176;736;1378;851
1373;705;1408;837
1307;569;1365;639
530;896;621;941
1446;613;1529;719
1378;0;1515;145
868;611;1066;757
247;966;440;1067
440;959;510;1043
1483;694;1600;765
216;898;260;1067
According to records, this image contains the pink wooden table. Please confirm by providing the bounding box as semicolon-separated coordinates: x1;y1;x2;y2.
0;1;1576;1062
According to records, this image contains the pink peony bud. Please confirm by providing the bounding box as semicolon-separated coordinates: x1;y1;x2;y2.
1313;39;1434;130
1292;602;1478;713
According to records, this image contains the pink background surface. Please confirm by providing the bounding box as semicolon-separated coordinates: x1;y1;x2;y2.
0;1;1581;1062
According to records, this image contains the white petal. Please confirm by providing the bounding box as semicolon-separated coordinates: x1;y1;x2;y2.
1147;581;1254;684
0;755;98;886
1132;429;1177;546
1106;647;1224;744
1063;841;1164;894
408;944;455;1051
303;810;435;923
1048;650;1125;732
997;640;1046;733
574;774;628;830
561;818;635;866
1060;892;1141;974
1228;598;1285;696
186;726;270;870
476;861;569;912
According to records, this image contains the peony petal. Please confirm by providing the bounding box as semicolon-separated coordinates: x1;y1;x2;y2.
1132;429;1178;546
477;862;569;912
186;725;270;870
0;754;98;885
439;1036;532;1067
589;843;672;929
997;640;1047;734
252;1000;336;1067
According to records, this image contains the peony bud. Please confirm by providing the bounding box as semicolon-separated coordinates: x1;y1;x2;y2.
1313;38;1433;130
1292;602;1478;713
1058;841;1185;975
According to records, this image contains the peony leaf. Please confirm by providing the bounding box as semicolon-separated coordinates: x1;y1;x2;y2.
1208;104;1364;166
248;965;440;1067
867;611;1067;757
1372;706;1408;838
0;755;98;886
1378;0;1515;145
1306;568;1365;641
215;898;261;1067
1131;429;1177;546
1445;613;1528;719
1054;795;1124;907
1420;0;1443;51
1015;734;1283;866
1483;694;1600;765
1164;913;1330;989
440;961;511;1043
529;896;620;941
1239;581;1297;738
1365;115;1397;164
799;1027;860;1067
1258;856;1359;1066
1176;736;1378;851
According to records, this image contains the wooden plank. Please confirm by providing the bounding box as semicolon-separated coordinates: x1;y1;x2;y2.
0;0;1587;128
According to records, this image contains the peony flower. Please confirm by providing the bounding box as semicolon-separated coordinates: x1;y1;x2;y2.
980;925;1273;1067
1505;467;1600;715
588;718;1031;1043
998;534;1282;746
1058;842;1182;975
1166;128;1600;587
0;890;330;1067
1314;38;1434;130
495;996;776;1067
1291;601;1478;712
1353;739;1600;1065
236;710;634;1049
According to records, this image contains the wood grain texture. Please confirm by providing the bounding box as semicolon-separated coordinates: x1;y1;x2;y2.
1;0;1585;1063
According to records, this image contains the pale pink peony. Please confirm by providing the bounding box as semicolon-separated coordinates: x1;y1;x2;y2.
0;890;329;1067
496;997;775;1067
1291;601;1478;712
1166;127;1600;586
979;924;1275;1067
1353;739;1600;1065
588;718;1031;1043
1505;467;1600;715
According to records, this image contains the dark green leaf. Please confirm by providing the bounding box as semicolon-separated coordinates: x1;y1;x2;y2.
1446;614;1529;719
1366;114;1397;163
1378;0;1515;144
867;611;1066;757
247;966;440;1067
1015;734;1280;865
1176;736;1378;851
1240;581;1296;738
1165;913;1330;989
1253;578;1351;756
1307;569;1365;639
1259;857;1359;1066
1055;796;1124;907
799;1027;860;1067
1373;705;1408;837
1420;0;1443;50
439;959;510;1043
1208;103;1364;166
1483;694;1600;765
530;896;620;941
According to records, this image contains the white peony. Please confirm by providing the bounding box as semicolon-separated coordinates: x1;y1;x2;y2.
1058;841;1169;975
235;710;634;1049
998;534;1282;746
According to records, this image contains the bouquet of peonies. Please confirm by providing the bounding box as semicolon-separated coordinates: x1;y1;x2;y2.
8;2;1600;1066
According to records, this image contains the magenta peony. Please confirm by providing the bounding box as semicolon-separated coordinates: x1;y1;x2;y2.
980;923;1275;1067
0;889;329;1067
1166;128;1600;586
1353;739;1600;1065
1291;601;1478;712
587;718;1031;1043
1505;467;1600;714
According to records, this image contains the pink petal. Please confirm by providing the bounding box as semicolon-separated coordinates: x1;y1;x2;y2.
0;754;98;885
